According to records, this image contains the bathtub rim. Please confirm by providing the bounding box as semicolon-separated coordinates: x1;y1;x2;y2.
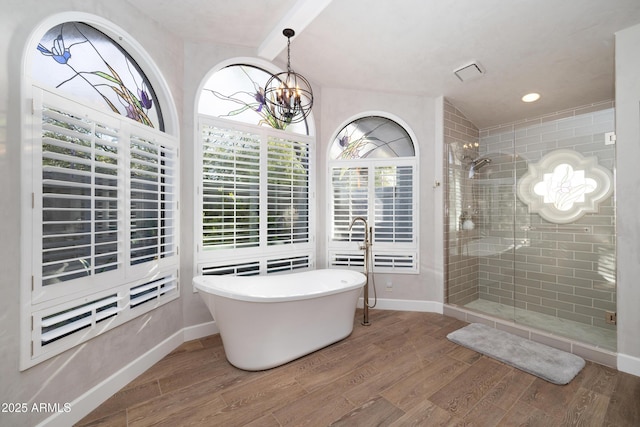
193;268;366;303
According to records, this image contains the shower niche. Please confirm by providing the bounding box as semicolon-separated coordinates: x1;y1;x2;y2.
444;100;617;352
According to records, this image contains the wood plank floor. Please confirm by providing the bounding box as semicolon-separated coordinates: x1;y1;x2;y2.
76;310;640;426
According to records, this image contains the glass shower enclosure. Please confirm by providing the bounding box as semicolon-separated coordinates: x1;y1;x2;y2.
445;102;616;351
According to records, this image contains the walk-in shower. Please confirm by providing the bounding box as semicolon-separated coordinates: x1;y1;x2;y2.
444;101;617;352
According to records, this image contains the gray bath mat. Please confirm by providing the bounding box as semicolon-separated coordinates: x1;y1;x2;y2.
447;323;585;385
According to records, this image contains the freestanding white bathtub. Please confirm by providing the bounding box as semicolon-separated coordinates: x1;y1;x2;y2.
193;269;366;371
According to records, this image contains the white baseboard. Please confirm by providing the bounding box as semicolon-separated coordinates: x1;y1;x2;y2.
183;320;219;341
358;297;443;313
618;353;640;378
39;321;218;427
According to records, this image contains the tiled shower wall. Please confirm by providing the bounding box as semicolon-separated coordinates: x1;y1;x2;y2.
476;101;616;331
443;99;480;305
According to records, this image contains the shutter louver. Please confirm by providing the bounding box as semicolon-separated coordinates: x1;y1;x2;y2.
201;262;261;276
40;294;121;345
129;275;178;308
266;255;311;273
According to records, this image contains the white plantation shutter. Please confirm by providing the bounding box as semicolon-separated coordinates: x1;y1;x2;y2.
374;165;414;243
197;117;315;273
328;161;417;273
129;133;178;265
40;294;121;345
267;136;310;245
41;105;121;287
330;166;369;242
25;86;179;368
201;124;261;249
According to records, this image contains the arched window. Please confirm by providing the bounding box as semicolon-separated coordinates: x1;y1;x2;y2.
33;21;164;130
327;116;419;273
195;63;315;276
22;17;178;369
199;64;311;135
329;116;414;159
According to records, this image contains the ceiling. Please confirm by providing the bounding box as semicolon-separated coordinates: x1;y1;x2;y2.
125;0;640;129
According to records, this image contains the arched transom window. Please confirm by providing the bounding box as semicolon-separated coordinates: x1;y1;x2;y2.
199;64;311;135
33;21;164;130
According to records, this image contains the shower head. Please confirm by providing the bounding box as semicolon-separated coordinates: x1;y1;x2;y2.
473;158;491;169
468;157;491;178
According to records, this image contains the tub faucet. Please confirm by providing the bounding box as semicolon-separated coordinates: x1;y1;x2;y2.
349;216;374;326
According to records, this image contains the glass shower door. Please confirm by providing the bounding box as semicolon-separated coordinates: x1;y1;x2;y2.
445;136;518;324
512;107;617;351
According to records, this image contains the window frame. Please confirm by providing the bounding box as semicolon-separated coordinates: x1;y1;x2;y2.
326;114;419;274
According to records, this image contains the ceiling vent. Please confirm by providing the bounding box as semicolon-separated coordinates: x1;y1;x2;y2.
454;62;485;82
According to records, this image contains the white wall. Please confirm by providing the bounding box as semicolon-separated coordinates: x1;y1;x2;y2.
0;1;184;426
615;22;640;376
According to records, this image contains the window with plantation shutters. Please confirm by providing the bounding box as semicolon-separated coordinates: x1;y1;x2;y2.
196;63;315;276
327;116;418;273
196;117;315;273
23;85;179;369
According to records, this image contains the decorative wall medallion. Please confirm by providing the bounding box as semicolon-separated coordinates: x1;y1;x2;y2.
517;149;613;224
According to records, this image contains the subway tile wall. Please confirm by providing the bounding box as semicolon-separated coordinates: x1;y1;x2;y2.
476;101;616;331
443;99;480;305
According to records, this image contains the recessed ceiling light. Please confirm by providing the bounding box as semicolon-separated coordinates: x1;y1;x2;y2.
522;93;541;103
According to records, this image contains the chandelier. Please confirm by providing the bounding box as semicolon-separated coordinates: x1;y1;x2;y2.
264;29;314;124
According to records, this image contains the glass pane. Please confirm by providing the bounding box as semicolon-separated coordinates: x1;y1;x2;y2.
199;64;310;135
330;116;415;159
34;22;164;131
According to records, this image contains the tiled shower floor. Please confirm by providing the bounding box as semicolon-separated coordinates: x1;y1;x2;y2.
464;299;617;351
